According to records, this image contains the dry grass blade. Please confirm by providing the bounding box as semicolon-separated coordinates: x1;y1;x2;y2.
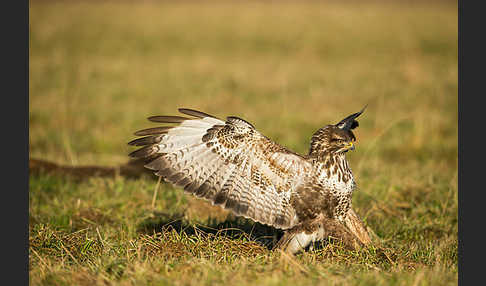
31;247;51;271
152;176;162;209
279;249;310;275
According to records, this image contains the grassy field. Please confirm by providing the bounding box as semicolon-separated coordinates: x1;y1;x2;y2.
29;1;458;285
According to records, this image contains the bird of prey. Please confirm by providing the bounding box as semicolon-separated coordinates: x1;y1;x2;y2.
129;107;371;254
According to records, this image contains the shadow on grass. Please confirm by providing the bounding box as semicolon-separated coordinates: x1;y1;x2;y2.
136;211;285;250
135;212;364;253
29;157;153;181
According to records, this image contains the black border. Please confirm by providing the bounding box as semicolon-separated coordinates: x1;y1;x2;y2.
458;0;482;284
5;0;29;284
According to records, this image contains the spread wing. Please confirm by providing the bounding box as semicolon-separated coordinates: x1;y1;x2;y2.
128;108;312;229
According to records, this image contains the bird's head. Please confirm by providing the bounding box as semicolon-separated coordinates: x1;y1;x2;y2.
309;106;366;157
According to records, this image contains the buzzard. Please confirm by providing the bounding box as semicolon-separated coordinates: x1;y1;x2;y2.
129;108;371;254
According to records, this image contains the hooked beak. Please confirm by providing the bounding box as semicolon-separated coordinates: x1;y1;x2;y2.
347;141;355;151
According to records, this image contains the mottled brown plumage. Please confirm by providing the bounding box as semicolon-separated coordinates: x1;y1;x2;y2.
129;107;369;253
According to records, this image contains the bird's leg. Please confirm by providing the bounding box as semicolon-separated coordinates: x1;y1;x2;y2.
343;208;372;246
273;213;368;254
273;215;327;255
272;229;297;253
273;227;320;255
319;216;363;250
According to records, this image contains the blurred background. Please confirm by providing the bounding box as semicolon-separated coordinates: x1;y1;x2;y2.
29;0;457;169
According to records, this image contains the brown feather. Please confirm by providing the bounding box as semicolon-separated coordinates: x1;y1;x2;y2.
127;135;163;146
134;127;172;136
128;145;158;158
148;115;191;123
178;108;218;119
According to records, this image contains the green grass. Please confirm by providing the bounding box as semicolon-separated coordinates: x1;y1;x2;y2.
29;1;457;285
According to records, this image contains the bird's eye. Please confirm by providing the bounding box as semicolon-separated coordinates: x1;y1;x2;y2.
331;138;344;143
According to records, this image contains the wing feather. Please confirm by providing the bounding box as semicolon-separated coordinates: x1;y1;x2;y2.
178;108;219;119
148;115;191;123
134;127;172;136
129;109;312;229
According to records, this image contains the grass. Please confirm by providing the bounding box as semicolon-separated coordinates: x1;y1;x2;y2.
29;1;457;285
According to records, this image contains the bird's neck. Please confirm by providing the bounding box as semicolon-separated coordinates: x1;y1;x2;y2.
314;153;354;185
313;152;346;164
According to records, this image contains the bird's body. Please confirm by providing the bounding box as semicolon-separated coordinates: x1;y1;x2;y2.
129;108;370;253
